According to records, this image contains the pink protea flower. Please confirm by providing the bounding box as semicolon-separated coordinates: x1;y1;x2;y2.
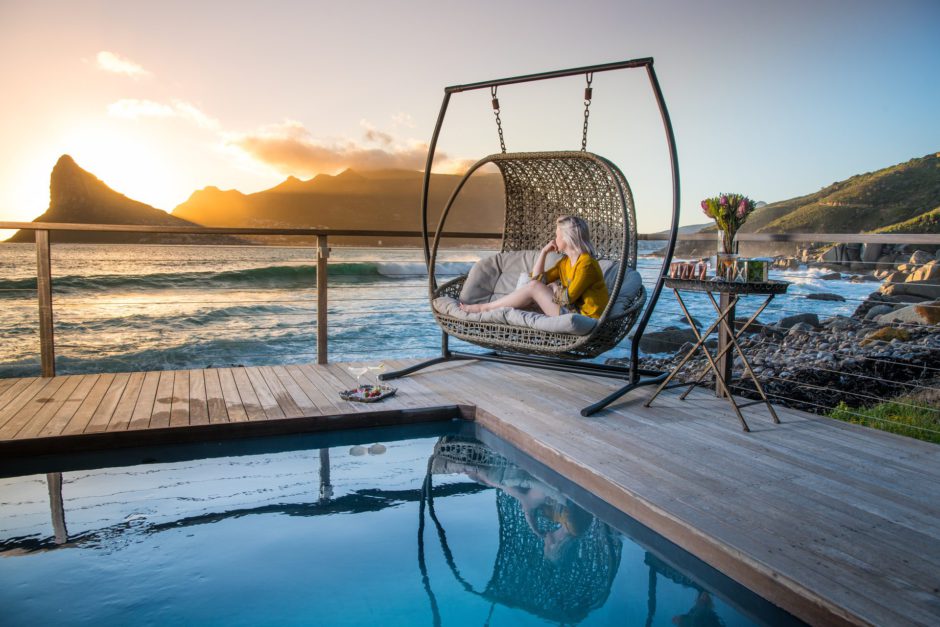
720;195;729;206
701;199;711;216
736;199;748;218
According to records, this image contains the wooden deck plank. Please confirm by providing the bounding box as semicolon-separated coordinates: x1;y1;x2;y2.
188;369;209;426
231;368;267;421
87;373;133;433
284;364;343;415
9;375;84;439
169;370;191;427
0;377;53;433
266;366;319;417
0;376;69;439
203;368;228;423
637;388;940;528
382;359;472;411
38;374;100;437
127;371;160;430
63;373;115;435
575;395;940;579
298;364;368;414
0;377;36;414
217;368;248;423
148;370;175;429
243;367;286;420
256;366;303;418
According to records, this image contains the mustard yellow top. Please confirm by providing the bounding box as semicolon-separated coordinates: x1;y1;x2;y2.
542;253;610;319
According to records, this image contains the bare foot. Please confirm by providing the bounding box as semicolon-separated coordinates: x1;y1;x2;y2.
460;302;484;313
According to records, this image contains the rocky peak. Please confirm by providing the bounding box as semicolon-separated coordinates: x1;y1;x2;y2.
269;175;307;193
49;154;112;208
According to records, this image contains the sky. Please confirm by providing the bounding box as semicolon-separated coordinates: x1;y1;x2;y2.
0;0;938;236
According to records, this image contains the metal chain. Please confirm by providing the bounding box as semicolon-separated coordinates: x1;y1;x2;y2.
581;72;594;151
491;86;506;153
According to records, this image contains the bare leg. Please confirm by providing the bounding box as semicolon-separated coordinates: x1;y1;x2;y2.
461;280;561;316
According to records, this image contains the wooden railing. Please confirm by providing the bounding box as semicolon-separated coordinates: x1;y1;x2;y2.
0;222;500;376
2;221;938;378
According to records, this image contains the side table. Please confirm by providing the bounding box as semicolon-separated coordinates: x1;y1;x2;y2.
645;278;790;432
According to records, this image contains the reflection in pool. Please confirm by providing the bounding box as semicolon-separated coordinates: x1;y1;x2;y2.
0;423;802;626
424;435;622;625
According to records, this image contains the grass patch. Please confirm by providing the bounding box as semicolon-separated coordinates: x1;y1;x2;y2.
829;399;940;444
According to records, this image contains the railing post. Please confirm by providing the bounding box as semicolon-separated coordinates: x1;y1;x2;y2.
318;448;333;504
317;235;329;365
35;229;55;377
47;472;68;544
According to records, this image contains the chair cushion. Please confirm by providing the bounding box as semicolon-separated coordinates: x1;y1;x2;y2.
447;251;644;335
433;297;511;324
433;296;597;335
608;269;644;316
460;251;563;304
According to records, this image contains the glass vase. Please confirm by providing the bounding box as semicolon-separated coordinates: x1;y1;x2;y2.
715;231;739;281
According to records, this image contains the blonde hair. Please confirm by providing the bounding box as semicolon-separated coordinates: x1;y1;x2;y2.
556;215;596;257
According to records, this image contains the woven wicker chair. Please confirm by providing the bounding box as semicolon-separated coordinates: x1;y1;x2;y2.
428;151;644;359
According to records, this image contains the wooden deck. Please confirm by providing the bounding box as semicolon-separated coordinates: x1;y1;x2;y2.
1;360;938;626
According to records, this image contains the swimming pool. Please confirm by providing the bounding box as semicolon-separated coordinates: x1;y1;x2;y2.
0;422;803;626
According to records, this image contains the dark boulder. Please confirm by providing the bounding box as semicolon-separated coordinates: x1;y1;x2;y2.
779;313;820;329
806;293;846;302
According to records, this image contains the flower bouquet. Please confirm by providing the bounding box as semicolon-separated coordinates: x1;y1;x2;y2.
701;193;757;279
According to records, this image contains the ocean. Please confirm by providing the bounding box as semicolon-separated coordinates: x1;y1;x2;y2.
0;243;877;378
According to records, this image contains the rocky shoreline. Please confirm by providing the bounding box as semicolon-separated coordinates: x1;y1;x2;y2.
632;313;940;414
619;248;940;417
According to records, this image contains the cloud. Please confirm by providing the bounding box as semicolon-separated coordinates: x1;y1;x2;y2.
230;120;471;176
360;119;394;146
104;95;471;177
107;99;220;130
96;51;151;79
391;112;416;129
107;99;174;119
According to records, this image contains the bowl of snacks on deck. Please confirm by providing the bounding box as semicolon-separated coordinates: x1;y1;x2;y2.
340;384;397;403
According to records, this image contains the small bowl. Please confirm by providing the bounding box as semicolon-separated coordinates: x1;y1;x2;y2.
339;384;397;403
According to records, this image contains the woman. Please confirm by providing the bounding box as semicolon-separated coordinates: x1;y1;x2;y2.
460;215;610;318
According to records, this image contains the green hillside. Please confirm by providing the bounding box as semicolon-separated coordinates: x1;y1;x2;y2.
741;152;940;234
873;206;940;234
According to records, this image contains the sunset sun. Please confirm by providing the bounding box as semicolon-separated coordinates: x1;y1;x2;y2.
58;125;185;211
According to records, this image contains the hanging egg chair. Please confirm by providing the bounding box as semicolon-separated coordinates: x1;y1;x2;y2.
382;58;681;416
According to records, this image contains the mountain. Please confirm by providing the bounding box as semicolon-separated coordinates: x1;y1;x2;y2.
5;155;241;245
742;152;940;235
172;168;506;246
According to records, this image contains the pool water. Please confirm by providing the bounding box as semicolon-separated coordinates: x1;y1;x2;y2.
0;422;803;626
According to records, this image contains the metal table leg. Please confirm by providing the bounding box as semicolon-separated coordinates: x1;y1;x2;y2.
705;292;781;424
644;289;729;408
646;290;751;431
678;293;774;400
